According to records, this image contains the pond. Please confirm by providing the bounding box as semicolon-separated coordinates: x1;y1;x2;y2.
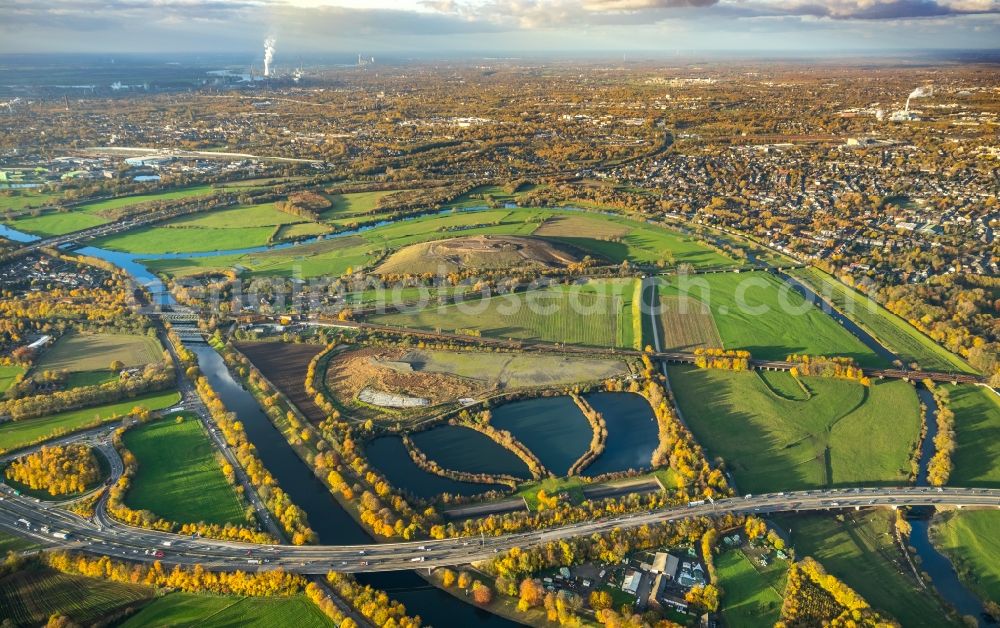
490;396;592;476
365;435;498;499
580;392;658;477
411;425;531;479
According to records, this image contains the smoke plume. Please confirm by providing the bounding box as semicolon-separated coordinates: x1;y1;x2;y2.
905;85;932;111
263;37;276;77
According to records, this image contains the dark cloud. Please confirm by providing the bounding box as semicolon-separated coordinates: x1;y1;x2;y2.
758;0;999;20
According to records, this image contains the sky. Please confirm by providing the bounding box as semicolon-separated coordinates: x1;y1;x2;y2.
2;0;999;56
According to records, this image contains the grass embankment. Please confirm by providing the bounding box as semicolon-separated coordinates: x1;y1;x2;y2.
717;549;787;628
658;271;884;366
0;531;42;554
0;189;63;213
788;267;974;373
931;510;1000;604
122;415;247;526
0;566;152;626
0;390;180;454
0;365;25;395
778;511;956;627
119;592;334;628
36;332;162;373
668;366;920;492
373;278;640;348
947;384;1000;487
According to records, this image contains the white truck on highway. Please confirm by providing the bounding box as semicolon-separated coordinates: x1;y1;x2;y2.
52;531;70;540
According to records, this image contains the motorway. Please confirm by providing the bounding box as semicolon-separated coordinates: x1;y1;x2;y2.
1;484;997;574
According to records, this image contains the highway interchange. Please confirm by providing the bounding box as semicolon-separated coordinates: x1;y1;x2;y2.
1;481;998;574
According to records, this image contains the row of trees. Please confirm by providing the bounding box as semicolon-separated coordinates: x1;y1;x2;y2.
192;373;316;544
325;572;422;627
636;356;729;497
924;380;956;487
786;354;872;386
566;393;608;476
44;551;306;597
5;443;101;496
693;347;751;371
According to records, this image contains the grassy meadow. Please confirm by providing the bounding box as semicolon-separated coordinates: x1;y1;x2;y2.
36;332;162;373
119;592;333;628
658;272;884;366
372;279;641;348
947;384;1000;487
931;511;1000;604
0;364;25;395
717;549;787;628
667;366;920;492
122;415;247;526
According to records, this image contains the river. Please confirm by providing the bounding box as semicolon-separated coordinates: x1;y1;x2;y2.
191;344;518;626
772;271;990;623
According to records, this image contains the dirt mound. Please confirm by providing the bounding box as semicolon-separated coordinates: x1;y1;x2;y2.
326;347;486;414
375;235;583;275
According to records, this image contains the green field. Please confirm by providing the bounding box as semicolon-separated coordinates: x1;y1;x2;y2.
0;390;180;454
8;210;109;237
65;370;119;389
142;207;732;278
668;366;921;492
779;512;956;627
444;184;540;209
0;566;152;627
717;549;787;628
0;532;42;554
323;189;408;218
788;267;974;373
372;279;641;348
0;189;63;213
37;332;162;373
658;271;884;366
931;511;1000;604
947;385;1000;487
0;365;25;395
119;592;333;628
122;415;246;526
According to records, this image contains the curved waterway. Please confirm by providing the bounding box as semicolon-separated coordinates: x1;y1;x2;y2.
911;387;990;625
192;345;517;626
